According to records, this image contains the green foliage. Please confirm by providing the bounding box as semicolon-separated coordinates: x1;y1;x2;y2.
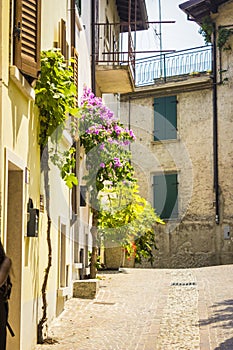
98;182;164;265
217;27;233;49
35;49;78;150
199;17;213;44
199;18;233;49
35;49;78;189
50;147;78;189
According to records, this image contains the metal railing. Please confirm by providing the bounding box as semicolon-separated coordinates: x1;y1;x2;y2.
135;45;212;86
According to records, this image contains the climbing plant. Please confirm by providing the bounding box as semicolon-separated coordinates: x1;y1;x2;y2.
199;17;233;49
198;16;213;45
35;49;78;343
35;49;77;149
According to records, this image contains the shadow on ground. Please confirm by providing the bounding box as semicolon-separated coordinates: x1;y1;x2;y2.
199;299;233;350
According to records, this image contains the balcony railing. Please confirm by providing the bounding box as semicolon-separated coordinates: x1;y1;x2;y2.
135;45;212;86
95;22;137;78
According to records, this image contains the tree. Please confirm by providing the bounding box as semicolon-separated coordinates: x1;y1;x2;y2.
78;87;136;278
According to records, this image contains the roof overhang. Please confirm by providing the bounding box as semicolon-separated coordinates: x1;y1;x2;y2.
116;0;149;31
179;0;229;22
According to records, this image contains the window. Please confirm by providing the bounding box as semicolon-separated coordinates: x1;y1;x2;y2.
153;173;178;219
75;0;81;16
13;0;41;80
80;186;87;207
154;96;177;141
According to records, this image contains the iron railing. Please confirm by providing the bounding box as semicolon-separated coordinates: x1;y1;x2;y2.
135;45;212;86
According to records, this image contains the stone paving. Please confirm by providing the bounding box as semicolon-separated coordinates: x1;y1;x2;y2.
35;265;233;350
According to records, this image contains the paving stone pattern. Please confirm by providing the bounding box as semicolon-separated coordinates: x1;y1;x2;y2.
35;265;233;350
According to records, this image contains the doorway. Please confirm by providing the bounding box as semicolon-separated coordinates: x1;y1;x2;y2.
6;160;23;350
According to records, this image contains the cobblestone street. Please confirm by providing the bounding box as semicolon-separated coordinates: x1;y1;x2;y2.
35;265;233;350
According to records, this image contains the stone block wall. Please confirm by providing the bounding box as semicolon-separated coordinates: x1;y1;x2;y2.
119;73;233;268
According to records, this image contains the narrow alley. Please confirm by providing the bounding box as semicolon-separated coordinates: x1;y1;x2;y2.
35;265;233;350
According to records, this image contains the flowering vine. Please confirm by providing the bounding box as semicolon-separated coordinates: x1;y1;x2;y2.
78;87;136;277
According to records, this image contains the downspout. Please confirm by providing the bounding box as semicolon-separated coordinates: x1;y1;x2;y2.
91;0;96;94
185;14;220;225
128;95;131;153
212;23;220;224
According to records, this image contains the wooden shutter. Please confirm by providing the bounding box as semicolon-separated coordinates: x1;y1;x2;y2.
153;174;178;219
154;96;177;141
59;19;67;59
71;144;78;216
14;0;41;79
73;48;79;106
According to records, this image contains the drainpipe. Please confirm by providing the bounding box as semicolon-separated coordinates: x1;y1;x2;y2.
128;96;131;153
91;0;96;94
212;23;220;225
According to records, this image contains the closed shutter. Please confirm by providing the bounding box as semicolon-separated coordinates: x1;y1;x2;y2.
153;174;178;219
166;96;177;139
14;0;41;79
154;96;177;141
71;144;78;215
59;19;67;59
73;48;79;106
154;97;166;141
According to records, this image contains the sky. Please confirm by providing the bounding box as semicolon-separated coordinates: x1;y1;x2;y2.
135;0;205;57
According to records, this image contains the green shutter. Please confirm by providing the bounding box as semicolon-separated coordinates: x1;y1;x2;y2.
153;174;178;219
166;96;177;139
154;97;165;141
153;174;167;217
154;96;177;141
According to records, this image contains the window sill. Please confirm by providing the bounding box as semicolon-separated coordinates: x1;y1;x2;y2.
73;262;83;269
151;138;179;145
10;66;35;101
57;285;72;297
162;217;179;222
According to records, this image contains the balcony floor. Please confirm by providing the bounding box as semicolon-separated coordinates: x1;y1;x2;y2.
96;64;134;94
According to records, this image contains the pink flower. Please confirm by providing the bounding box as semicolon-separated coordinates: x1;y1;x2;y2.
113;157;122;168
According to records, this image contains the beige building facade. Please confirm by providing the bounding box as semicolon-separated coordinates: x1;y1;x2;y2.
0;0;150;349
119;0;233;268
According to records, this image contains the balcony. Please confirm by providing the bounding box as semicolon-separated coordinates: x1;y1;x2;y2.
135;45;212;87
95;22;138;94
95;0;149;94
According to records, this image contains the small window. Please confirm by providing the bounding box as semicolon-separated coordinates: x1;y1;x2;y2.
153;173;178;219
154;96;177;141
75;0;81;16
80;186;87;207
